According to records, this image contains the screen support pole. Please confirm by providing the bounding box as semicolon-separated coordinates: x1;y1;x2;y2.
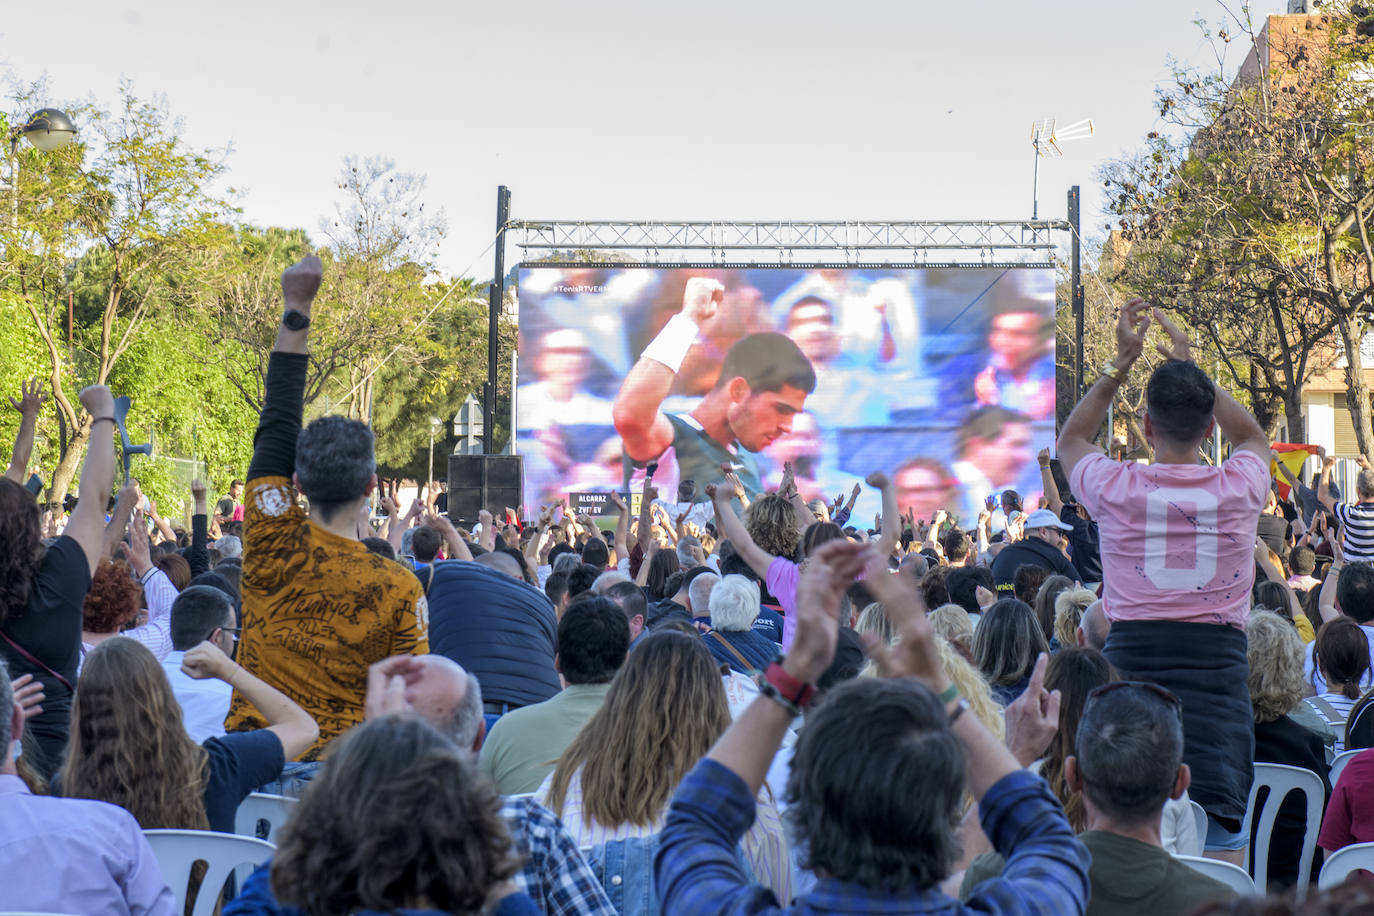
1068;185;1084;403
485;185;511;456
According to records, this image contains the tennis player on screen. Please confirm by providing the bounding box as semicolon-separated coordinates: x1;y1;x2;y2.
612;277;817;504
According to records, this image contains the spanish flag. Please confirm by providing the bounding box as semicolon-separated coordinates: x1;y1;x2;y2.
1271;443;1317;499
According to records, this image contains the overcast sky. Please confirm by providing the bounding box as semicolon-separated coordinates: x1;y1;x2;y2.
4;0;1255;278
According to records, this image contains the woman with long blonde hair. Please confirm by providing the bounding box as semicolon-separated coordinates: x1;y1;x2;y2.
537;630;790;900
57;635;317;833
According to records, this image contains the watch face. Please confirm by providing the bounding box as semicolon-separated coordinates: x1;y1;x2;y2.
283;310;309;330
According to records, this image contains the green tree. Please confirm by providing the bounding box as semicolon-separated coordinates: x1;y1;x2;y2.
1103;3;1374;449
1;84;230;504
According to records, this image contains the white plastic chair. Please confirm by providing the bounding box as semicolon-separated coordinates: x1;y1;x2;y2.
1318;841;1374;889
1176;855;1258;894
1330;749;1363;788
143;829;275;916
234;792;298;844
1246;762;1326;899
1189;800;1209;858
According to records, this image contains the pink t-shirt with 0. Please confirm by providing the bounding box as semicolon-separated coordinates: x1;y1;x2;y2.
1070;449;1270;628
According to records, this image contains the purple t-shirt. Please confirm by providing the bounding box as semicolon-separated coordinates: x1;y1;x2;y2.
766;557;800;650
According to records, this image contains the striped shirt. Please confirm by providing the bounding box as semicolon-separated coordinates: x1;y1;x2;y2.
1305;693;1359;755
1335;501;1374;562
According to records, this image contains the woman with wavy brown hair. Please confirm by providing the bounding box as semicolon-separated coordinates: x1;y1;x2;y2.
226;716;537;916
57;636;316;833
0;383;116;780
537;630;791;900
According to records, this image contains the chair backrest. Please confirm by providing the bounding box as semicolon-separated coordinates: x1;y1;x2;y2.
1188;800;1209;858
234;793;299;844
1318;841;1374;889
1348;701;1374;751
1246;762;1326;898
144;829;275;916
1330;749;1363;788
1176;855;1259;895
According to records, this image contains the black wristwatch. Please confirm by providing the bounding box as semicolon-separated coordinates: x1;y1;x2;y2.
282;309;310;331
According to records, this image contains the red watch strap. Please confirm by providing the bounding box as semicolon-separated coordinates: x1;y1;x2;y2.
765;662;816;709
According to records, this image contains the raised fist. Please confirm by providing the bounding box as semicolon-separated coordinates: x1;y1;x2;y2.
281;255;324;311
680;277;724;325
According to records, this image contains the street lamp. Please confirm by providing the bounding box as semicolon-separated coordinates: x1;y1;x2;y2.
2;107;79;229
428;416;443;490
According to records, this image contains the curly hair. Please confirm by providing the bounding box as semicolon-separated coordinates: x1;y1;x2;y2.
0;479;46;625
744;493;800;560
1246;609;1307;723
271;716;519;916
82;560;143;634
544;631;730;828
60;638;209;830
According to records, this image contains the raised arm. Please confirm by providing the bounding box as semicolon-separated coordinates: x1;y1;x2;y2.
426;510;473;563
636;487;657;554
1273;449;1301;490
868;471;900;559
1320;455;1340;514
610;492;631;562
4;377;45;484
146;499;177;545
1057;299;1149;479
65;386;118;574
1038;448;1064;515
612;278;721;463
1320;554;1343;624
102;483;139;563
245;256;321;484
182;640;318;760
707;482;775;579
478;509;497;552
188;479;210;577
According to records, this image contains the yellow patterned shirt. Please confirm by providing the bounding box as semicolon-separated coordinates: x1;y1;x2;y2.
226;476;428;760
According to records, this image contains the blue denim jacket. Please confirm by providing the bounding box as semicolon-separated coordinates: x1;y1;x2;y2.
586;834;755;915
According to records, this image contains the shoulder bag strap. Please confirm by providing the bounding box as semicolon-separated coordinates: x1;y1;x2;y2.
0;628;74;692
708;629;757;673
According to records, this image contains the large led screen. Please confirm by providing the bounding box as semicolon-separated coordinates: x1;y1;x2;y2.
514;266;1057;527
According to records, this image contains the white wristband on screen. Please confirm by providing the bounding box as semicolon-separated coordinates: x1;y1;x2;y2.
640;314;700;373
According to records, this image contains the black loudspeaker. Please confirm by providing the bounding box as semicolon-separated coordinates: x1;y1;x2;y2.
446;455;523;526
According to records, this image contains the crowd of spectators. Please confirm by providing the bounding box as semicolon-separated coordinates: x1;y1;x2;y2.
8;264;1374;915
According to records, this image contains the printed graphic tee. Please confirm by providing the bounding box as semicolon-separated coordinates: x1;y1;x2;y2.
1071;450;1269;628
226;477;428;759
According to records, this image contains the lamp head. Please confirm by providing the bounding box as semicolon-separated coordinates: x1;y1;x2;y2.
21;108;77;152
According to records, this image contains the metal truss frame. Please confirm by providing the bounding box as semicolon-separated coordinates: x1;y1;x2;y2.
510;218;1070;267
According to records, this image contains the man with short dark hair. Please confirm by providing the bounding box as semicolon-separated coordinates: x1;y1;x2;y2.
656;539;1088;914
603;580;647;647
613;278;816;505
545;571;571;619
990;509;1079;593
228;257;428;763
1057;300;1270;862
963;682;1230;915
942;528;971;567
952;407;1034;524
0;659;177;915
580;536;610;571
162;585;238;742
567;563;599;598
410;526;443;567
479;597;629;794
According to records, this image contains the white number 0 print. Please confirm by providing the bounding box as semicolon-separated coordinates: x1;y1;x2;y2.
1144;488;1218;590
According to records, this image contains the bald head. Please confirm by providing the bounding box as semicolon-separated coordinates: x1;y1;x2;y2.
475;550;523;580
408;655;486;752
1077;599;1110;651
